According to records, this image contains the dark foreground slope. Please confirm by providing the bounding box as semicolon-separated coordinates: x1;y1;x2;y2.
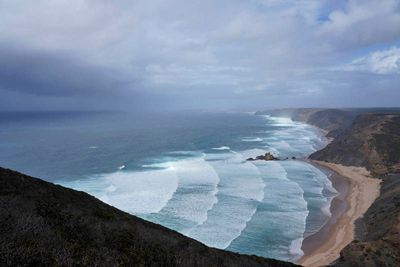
0;167;296;267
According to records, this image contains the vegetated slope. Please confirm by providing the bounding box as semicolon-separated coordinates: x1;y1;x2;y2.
310;113;400;176
0;167;297;267
306;109;357;138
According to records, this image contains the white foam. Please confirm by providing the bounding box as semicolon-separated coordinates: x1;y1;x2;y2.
186;151;265;249
289;237;304;261
156;157;220;226
238;148;268;159
279;161;339;240
62;167;179;214
268;140;292;149
242;137;263;142
321;200;333;217
88;146;97;149
167;150;201;156
118;165;126;170
255;161;309;260
267;116;295;127
212;146;230;151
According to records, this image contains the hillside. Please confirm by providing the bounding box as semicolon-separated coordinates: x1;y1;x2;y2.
310;113;400;176
0;167;297;267
308;112;400;266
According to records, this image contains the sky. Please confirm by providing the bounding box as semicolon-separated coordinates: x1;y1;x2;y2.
0;0;399;111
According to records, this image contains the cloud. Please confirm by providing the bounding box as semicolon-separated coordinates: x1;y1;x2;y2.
319;0;400;48
0;0;399;110
0;43;131;97
342;46;400;74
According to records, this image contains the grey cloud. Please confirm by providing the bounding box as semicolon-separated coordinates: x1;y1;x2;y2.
0;0;399;111
0;44;131;97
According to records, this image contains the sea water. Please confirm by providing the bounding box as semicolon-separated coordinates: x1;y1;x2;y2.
0;111;337;262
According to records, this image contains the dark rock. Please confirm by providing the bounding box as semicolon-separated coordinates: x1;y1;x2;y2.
247;152;279;161
263;152;279;161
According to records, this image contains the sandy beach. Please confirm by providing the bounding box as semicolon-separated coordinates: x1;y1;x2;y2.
298;160;381;267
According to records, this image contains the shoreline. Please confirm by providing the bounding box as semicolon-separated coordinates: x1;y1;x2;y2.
297;160;381;267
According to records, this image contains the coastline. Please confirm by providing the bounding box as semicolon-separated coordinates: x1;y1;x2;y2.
298;160;381;267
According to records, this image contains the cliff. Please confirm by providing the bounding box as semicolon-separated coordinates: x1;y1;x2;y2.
308;112;400;266
0;167;296;267
310;113;400;176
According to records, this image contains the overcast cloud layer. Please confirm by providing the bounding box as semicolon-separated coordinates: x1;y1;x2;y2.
0;0;399;111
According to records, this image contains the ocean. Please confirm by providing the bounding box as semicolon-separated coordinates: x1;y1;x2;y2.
0;111;337;261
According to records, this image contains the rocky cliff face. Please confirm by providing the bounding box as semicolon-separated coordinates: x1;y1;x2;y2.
0;167;297;267
306;109;357;138
310;113;400;176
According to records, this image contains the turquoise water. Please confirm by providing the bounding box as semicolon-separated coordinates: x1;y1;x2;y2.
0;111;336;261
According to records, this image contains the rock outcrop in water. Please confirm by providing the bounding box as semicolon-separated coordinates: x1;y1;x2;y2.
0;167;298;267
247;152;279;161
